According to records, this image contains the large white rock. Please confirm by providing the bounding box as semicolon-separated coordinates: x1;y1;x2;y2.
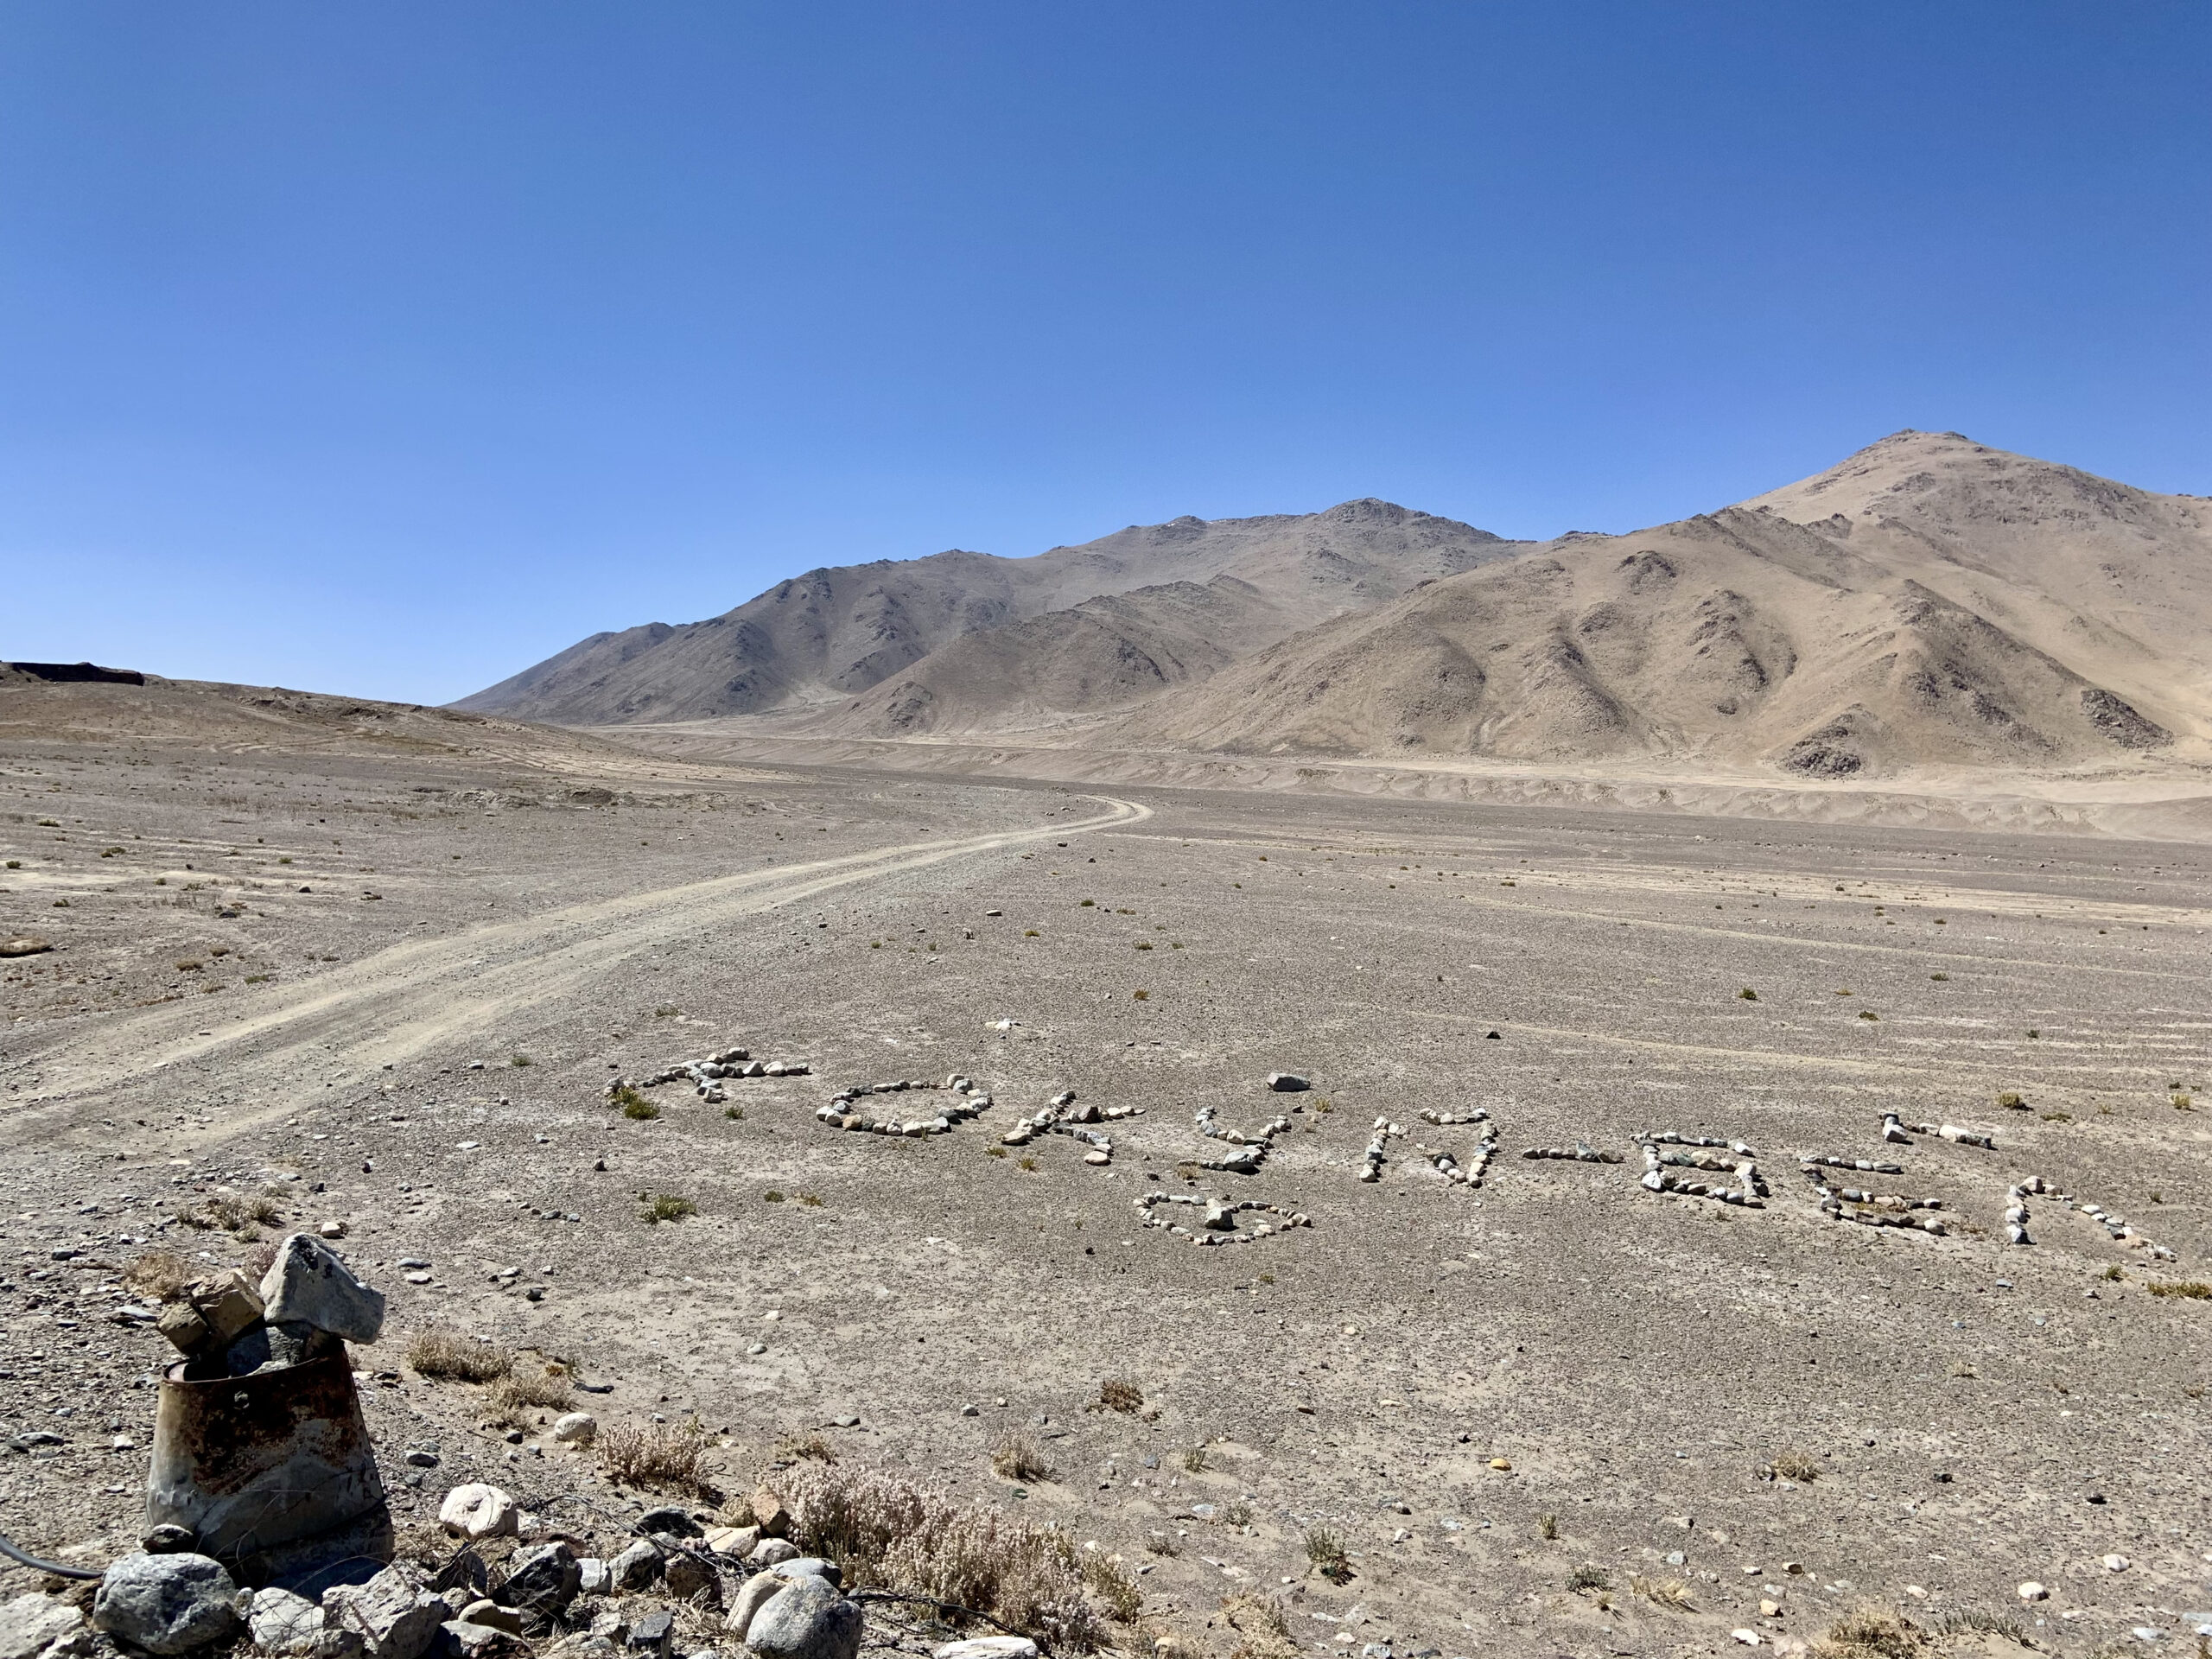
250;1588;327;1657
726;1573;788;1641
260;1233;386;1344
551;1412;597;1445
322;1566;445;1659
92;1554;240;1656
744;1578;861;1659
0;1593;86;1659
439;1484;519;1540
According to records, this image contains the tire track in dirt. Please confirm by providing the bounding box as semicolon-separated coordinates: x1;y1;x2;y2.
16;794;1151;1106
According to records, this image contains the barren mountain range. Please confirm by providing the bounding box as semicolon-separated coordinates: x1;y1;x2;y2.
458;432;2212;779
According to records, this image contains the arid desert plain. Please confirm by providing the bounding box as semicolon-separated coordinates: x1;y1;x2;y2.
1;677;2206;1659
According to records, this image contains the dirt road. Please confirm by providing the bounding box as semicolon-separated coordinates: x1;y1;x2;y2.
26;792;1149;1103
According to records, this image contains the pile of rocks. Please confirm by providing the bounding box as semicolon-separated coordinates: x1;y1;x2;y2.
817;1075;993;1137
1637;1133;1766;1206
1000;1091;1140;1165
1192;1105;1290;1174
1415;1107;1489;1127
1880;1113;1996;1149
1522;1142;1623;1165
1357;1118;1404;1183
1135;1191;1311;1246
419;1484;868;1659
157;1231;385;1376
611;1047;811;1108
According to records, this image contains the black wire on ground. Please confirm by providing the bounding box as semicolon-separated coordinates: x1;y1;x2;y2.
0;1532;105;1580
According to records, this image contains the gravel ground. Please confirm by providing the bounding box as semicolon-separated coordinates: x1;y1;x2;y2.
3;720;2209;1659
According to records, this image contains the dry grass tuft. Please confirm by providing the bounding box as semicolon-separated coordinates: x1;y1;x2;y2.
642;1193;696;1224
1772;1448;1823;1483
408;1329;512;1383
178;1193;281;1236
1630;1574;1694;1610
1303;1527;1351;1584
483;1364;575;1425
121;1251;194;1303
2148;1280;2212;1300
599;1420;711;1495
1095;1376;1144;1415
1081;1553;1142;1624
991;1431;1052;1483
776;1433;836;1464
1221;1593;1295;1659
767;1460;1105;1651
1811;1608;1927;1659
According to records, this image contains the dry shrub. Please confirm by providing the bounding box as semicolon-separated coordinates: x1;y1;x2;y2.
599;1421;710;1495
485;1366;574;1425
1630;1574;1694;1611
775;1433;836;1464
178;1195;246;1233
1812;1608;1926;1659
1303;1527;1350;1584
991;1432;1052;1483
1772;1448;1823;1483
2148;1281;2212;1300
121;1251;194;1303
1094;1376;1143;1415
1221;1593;1294;1659
408;1330;512;1383
769;1460;1104;1652
1081;1554;1141;1625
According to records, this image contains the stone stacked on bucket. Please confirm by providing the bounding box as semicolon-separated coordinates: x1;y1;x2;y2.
156;1232;386;1377
143;1235;393;1585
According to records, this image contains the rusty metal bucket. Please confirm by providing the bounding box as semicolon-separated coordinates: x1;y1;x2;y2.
146;1349;391;1586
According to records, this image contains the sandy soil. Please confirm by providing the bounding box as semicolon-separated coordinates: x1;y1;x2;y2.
3;707;2209;1659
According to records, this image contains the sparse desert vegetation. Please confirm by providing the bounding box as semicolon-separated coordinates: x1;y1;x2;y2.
4;671;2206;1656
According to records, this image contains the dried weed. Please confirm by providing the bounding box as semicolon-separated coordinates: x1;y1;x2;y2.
598;1420;711;1495
407;1330;512;1383
991;1432;1052;1483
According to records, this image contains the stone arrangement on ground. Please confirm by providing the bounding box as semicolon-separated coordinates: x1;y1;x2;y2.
2;707;2207;1659
998;1090;1139;1165
816;1075;993;1138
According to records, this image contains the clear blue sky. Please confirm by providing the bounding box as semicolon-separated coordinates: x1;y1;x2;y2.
5;3;2207;704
